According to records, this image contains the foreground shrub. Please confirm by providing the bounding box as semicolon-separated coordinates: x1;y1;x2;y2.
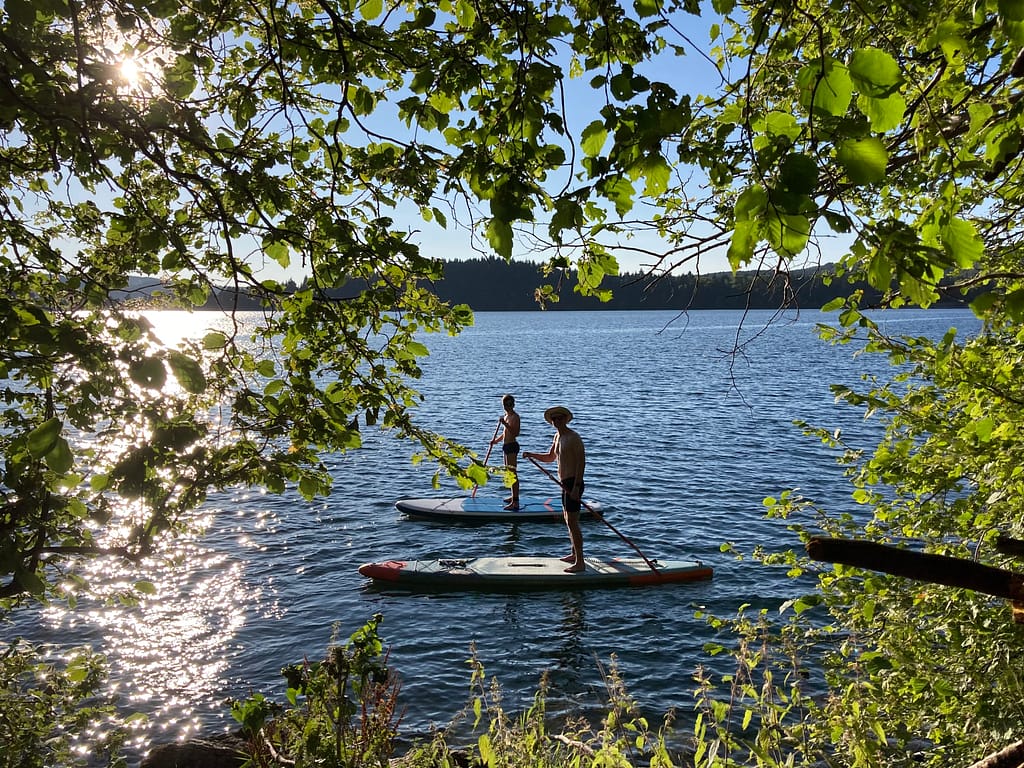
235;617;683;768
0;642;127;768
231;613;401;768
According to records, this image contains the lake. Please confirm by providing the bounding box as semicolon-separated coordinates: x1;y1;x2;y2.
11;307;982;760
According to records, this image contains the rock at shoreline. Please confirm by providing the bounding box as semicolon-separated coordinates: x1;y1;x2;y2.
140;733;248;768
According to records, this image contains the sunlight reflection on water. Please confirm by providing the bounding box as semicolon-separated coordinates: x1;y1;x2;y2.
142;309;240;348
39;508;251;750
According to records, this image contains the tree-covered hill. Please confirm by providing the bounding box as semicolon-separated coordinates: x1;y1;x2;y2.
185;258;967;312
176;259;870;311
426;257;873;311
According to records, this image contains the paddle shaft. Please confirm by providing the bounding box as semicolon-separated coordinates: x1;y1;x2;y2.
471;419;504;499
526;456;661;574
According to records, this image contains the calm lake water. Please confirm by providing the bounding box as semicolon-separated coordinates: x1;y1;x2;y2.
10;307;982;761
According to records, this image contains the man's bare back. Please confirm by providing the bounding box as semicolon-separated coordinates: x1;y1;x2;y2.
555;429;585;481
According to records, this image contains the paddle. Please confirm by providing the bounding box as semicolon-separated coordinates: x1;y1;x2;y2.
525;456;662;575
471;419;503;499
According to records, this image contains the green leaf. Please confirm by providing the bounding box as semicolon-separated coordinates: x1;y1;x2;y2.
779;153;819;195
66;657;90;683
734;185;768;220
610;72;634;100
168;351;207;394
599;175;635;217
5;0;37;25
265;241;290;269
134;580;157;595
360;0;383;19
728;219;760;270
28;418;62;458
941;217;983;268
164;56;198;99
407;341;430;358
858;92;907;133
973;416;995;441
203;331;228;350
797;58;853;117
872;720;887;745
466;463;489;486
130;357;168;390
593;250;619;276
766;212;810;256
549;199;583;241
1000;0;1024;21
764;111;802;141
18;569;46;596
1004;288;1024;322
477;733;493;765
867;252;893;290
1006;19;1024;45
639;154;671;196
486;218;513;259
848;48;903;98
45;437;73;474
836;138;888;184
454;0;476;25
298;476;320;500
634;0;662;16
581;121;608;157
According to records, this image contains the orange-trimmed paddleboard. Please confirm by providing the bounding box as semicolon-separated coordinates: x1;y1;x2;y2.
358;556;712;591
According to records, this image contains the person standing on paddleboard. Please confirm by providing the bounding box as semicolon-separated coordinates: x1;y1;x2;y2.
524;405;587;573
491;394;521;510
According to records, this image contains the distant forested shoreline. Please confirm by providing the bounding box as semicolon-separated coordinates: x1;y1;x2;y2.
125;257;975;312
425;257;867;311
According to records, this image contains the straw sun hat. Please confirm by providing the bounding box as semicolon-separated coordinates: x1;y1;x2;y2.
543;405;573;424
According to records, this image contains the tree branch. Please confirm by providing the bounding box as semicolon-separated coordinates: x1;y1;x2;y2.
966;739;1024;768
806;537;1024;607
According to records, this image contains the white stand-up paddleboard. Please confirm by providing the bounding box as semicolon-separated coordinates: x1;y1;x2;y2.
395;495;601;522
358;556;712;591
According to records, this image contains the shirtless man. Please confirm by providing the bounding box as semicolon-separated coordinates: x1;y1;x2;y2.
490;394;521;510
523;405;586;573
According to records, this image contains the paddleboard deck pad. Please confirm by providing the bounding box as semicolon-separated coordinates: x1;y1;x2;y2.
395;495;601;522
358;556;712;591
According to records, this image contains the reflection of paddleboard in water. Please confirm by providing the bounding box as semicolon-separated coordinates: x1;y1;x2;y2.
358;556;713;591
394;495;602;522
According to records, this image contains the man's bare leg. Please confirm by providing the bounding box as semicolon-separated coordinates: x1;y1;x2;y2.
563;512;585;572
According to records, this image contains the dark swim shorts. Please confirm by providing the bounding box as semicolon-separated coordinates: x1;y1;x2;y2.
561;476;584;514
502;440;520;456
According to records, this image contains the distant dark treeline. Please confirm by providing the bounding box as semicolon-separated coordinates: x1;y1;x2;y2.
122;257;975;312
425;257;870;311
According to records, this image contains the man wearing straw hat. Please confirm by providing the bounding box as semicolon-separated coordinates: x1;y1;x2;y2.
523;405;587;573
